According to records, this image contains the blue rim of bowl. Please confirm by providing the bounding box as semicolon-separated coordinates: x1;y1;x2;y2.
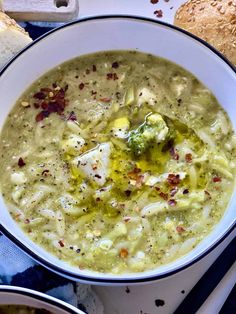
0;15;235;284
0;286;81;313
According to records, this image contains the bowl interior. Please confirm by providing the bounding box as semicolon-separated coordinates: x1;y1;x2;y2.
0;286;83;313
0;16;235;283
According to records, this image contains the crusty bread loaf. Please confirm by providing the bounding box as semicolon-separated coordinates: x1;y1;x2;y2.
174;0;236;65
0;11;32;69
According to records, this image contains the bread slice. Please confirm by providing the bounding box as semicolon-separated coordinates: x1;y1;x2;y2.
0;11;32;69
174;0;236;66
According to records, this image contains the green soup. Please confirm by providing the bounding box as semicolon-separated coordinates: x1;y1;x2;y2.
0;51;235;274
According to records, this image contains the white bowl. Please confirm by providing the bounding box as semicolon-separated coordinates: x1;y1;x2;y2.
0;285;84;313
0;16;235;285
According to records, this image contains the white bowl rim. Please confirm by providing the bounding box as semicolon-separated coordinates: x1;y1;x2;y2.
0;15;235;284
0;285;83;313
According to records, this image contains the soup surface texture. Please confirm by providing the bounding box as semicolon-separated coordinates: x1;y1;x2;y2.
0;51;235;274
0;305;52;313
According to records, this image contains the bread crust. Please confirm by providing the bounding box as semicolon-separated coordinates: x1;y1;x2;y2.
0;11;32;68
0;11;30;36
174;0;236;65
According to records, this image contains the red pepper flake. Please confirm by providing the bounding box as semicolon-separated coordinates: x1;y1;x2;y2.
49;101;64;113
92;65;97;72
154;9;163;18
167;174;180;186
67;111;77;121
96;197;101;202
159;192;169;200
213;176;222;183
107;73;113;80
185;153;193;163
169;147;179;160
33;91;46;100
35;111;50;122
151;0;159;3
119;248;129;258
155;186;160;191
112;61;119;68
41;101;48;110
168;199;177;206
18;157;26;167
57;88;66;98
183;188;189;195
100;97;112;103
24;218;30;224
34;84;68;122
58;240;65;247
79;83;85;90
91;90;97;95
176;226;185;233
170;187;178;197
125;190;132;197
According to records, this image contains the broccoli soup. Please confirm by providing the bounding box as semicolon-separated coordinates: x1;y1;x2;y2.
0;51;235;274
